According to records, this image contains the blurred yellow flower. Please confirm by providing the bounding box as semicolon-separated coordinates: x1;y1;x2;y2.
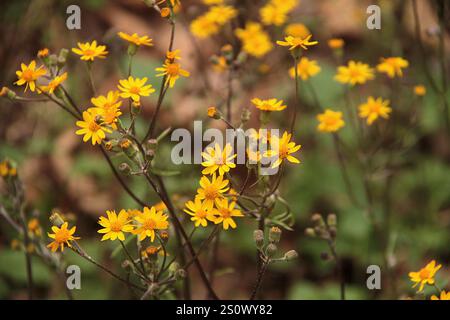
75;109;111;145
203;0;223;4
335;61;374;86
98;209;134;241
201;143;237;176
184;198;216;227
277;35;318;51
317;109;345;132
211;198;244;230
72;40;108;61
260;4;288;26
358;97;392;125
264;132;301;168
289;57;321;80
15;60;46;92
47;222;80;252
328;38;344;49
0;160;16;177
156;60;190;88
252;98;287;112
431;291;450;300
40;72;68;94
284;23;310;38
409;260;442;292
37;48;49;58
118;32;153;47
118;76;155;101
377;57;408;78
132;206;169;242
28;218;42;237
196;174;229;208
235;22;273;58
190;15;220;38
414;85;426;96
206;5;237;25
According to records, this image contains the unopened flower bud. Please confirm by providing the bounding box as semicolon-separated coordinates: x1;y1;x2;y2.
253;229;264;248
160;7;171;18
305;228;316;237
118;162;131;175
160;230;169;242
311;213;325;227
327;213;337;227
127;43;137;56
175;268;187;280
48;54;58;66
284;250;298;261
49;212;65;227
207;106;221;119
121;260;132;270
0;87;16;100
266;243;277;258
119;138;131;150
241;108;251;123
269;226;282;244
147;139;158;150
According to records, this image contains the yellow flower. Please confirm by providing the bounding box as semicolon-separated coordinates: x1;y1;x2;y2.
132;206;169;242
15;60;46;92
207;106;219;118
317;109;345;132
196;174;229;208
37;48;49;58
335;61;374;86
409;260;442;292
260;4;288;26
184;198;216;227
72;40;108;61
153;201;167;212
118;76;155;102
166;49;181;62
289;57;321;80
235;22;273;58
40;72;68;94
211;198;244;230
377;57;409;78
117;32;153;47
276;35;318;51
75;109;111;145
206;5;237;25
0;160;17;177
431;291;450;300
414;85;426;97
97;209;134;241
271;0;298;11
28;218;42;237
155;60;190;88
47;222;80;252
251;98;287;112
201;143;237;176
203;0;223;4
264;131;301;168
284;23;310;38
358;97;392;125
328;38;344;49
91;91;123;127
190;15;220;38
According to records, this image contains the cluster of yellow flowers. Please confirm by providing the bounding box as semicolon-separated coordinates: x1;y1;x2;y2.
190;4;237;38
260;0;298;26
408;260;449;300
235;22;273;58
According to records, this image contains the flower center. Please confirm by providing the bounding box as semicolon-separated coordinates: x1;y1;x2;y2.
167;63;180;76
279;145;289;158
197;210;207;219
129;86;141;94
89;121;101;132
22;70;34;81
84;49;96;56
204;185;219;200
419;269;430;280
143;218;156;230
219;208;231;218
55;230;70;243
109;220;122;232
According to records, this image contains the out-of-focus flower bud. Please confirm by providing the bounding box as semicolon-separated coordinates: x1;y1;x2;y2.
118;162;132;175
311;213;325;227
48;54;58;66
266;243;277;258
253;229;264;248
49;212;65;227
0;87;16;100
119;138;132;150
127;43;137;56
269;226;282;244
284;250;298;261
160;230;169;242
207;106;221;120
305;228;316;237
175;268;187;280
160;7;171;18
241;108;251;123
327;213;337;227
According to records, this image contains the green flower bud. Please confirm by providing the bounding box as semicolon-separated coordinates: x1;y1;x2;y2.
266;243;277;258
305;228;316;237
284;250;298;261
49;212;65;227
269;226;282;244
327;213;337;227
118;162;132;175
253;229;264;248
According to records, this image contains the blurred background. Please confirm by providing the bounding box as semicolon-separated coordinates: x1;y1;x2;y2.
0;0;450;299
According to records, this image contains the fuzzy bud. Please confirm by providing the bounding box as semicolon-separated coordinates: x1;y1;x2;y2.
118;162;131;175
266;243;277;258
241;108;251;123
269;226;282;244
253;229;264;248
175;268;187;280
207;106;221;119
311;213;325;227
49;212;65;227
284;250;298;261
305;228;316;237
327;213;337;227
